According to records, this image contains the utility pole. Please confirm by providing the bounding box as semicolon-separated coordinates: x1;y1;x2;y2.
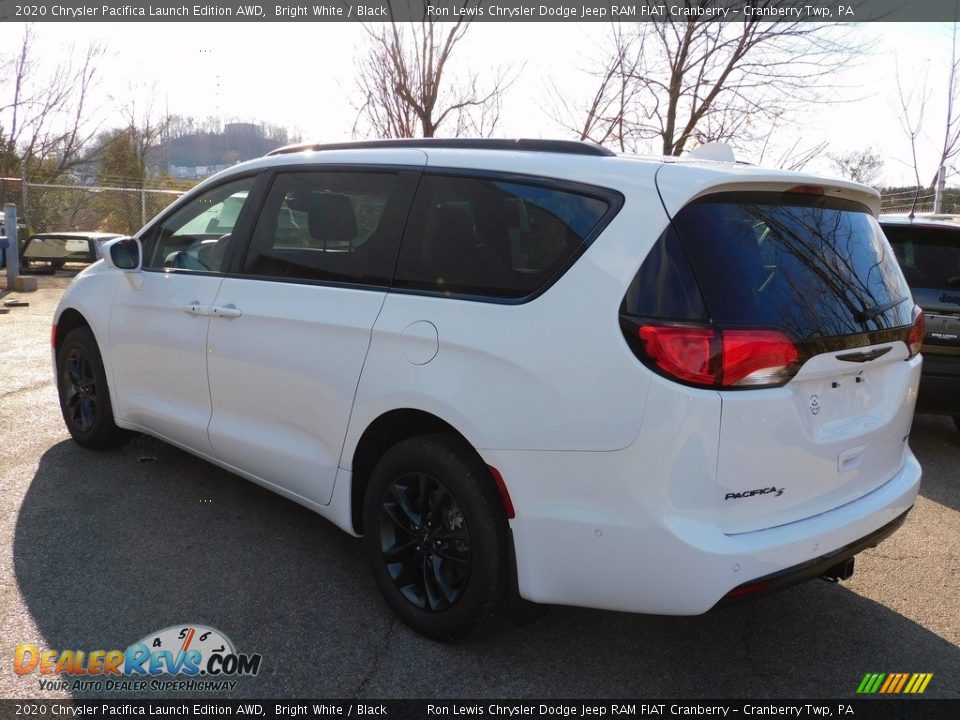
934;165;947;213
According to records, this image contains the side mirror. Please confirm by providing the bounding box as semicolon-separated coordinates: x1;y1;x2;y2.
104;237;141;271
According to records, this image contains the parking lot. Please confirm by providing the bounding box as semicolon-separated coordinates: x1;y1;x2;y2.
1;278;958;700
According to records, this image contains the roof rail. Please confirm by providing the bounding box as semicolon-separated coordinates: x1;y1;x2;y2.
266;138;615;157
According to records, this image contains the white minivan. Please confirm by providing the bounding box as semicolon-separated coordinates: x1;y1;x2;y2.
52;139;923;639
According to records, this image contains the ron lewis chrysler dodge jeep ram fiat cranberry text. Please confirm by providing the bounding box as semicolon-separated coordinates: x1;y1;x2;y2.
52;139;923;639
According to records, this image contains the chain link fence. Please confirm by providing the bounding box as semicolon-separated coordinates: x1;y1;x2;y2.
879;187;960;215
0;178;186;236
880;188;937;215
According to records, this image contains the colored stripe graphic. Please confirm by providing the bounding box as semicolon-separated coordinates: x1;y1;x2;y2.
869;673;885;693
857;672;932;694
856;674;873;694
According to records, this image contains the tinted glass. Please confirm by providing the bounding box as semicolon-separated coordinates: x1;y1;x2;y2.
243;171;403;286
672;193;913;338
143;177;255;273
621;226;706;320
394;175;610;299
883;224;960;290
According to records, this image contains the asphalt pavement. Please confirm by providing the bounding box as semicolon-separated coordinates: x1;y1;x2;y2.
1;276;958;700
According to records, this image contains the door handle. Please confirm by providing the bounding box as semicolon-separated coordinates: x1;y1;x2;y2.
212;305;242;319
181;303;214;316
836;347;891;363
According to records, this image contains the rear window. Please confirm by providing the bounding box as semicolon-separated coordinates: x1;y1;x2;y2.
23;236;95;263
882;224;960;291
668;192;913;339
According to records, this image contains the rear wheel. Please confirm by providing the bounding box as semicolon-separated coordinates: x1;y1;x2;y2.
56;326;131;449
363;434;510;641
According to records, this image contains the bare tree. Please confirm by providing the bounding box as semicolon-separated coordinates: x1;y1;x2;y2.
829;147;884;185
353;1;514;138
0;26;104;180
555;4;867;156
936;22;960;180
895;22;960;190
895;63;927;190
550;24;642;152
776;140;830;172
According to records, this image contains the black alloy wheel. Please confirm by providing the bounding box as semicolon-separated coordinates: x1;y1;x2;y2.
363;434;511;641
56;326;131;449
62;345;98;433
379;471;472;612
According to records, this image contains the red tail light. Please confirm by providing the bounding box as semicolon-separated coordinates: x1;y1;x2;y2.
635;324;799;389
907;306;924;358
637;325;718;386
721;330;800;386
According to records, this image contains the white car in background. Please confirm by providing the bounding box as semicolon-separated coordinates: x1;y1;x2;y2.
51;139;923;639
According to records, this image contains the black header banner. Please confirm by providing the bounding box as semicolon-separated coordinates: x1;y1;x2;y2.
1;0;959;23
2;700;960;720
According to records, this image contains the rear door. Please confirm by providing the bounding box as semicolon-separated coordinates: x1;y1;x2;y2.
652;179;920;534
205;159;422;506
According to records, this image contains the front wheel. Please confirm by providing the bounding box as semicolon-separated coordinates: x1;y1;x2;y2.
363;434;510;641
56;326;131;449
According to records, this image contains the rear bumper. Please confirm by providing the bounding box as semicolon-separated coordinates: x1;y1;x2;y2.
715;508;911;607
494;447;921;615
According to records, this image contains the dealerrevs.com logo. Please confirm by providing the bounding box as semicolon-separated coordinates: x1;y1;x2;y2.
14;624;262;693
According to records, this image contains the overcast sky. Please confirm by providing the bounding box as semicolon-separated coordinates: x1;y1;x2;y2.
7;21;959;187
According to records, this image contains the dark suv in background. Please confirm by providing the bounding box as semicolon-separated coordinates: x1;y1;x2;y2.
881;214;960;432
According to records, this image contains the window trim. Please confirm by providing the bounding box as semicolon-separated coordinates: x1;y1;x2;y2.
134;164;624;303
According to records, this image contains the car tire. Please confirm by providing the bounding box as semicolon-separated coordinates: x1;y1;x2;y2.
363;434;511;641
954;416;960;434
56;326;131;449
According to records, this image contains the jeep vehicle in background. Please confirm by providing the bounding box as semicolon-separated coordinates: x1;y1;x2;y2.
880;214;960;432
52;139;923;639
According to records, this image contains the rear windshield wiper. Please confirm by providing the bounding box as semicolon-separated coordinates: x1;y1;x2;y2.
855;296;909;323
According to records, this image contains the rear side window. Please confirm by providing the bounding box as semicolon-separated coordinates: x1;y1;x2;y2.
242;170;408;286
670;192;913;339
883;225;960;291
394;174;612;299
621;225;706;321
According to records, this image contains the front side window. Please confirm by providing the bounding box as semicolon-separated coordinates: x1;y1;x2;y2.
394;174;612;299
241;170;405;286
142;177;256;273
